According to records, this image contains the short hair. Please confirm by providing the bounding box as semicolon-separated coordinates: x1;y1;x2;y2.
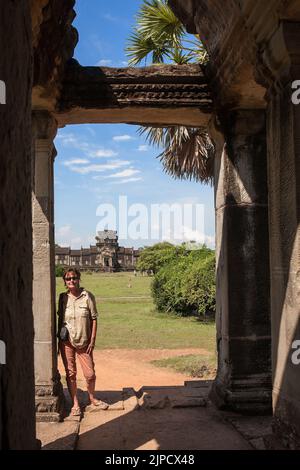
63;267;81;285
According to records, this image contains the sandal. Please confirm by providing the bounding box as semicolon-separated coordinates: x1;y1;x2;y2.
91;399;109;410
70;407;81;416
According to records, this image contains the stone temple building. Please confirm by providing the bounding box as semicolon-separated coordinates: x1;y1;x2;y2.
55;230;140;271
1;0;300;450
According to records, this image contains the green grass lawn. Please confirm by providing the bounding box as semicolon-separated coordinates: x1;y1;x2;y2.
56;272;216;354
57;272;153;299
151;354;217;378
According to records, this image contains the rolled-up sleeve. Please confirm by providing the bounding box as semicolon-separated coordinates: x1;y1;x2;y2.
87;292;98;320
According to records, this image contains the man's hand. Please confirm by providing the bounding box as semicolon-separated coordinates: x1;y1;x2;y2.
86;338;95;355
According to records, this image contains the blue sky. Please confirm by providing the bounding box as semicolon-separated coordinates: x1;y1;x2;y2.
54;0;215;249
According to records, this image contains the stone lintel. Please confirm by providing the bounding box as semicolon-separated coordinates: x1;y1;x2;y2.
55;61;213;127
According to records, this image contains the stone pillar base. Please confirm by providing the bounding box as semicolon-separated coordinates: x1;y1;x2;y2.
35;373;65;422
209;374;272;414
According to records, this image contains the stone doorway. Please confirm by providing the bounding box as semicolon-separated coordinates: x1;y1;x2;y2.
5;0;300;450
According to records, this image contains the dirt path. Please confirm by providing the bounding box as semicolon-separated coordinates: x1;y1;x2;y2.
53;349;256;451
58;348;212;391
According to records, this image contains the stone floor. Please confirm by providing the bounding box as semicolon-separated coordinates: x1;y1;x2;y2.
36;381;283;450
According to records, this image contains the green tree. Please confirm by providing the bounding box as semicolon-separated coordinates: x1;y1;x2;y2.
55;265;65;278
126;0;214;183
136;241;180;274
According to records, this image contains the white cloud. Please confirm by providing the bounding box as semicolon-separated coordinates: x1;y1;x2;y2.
71;160;131;175
56;133;76;145
103;13;119;22
91;149;118;158
55;225;95;249
112;177;143;184
181;226;215;248
63;159;90;167
56;132;119;160
106;169;141;179
56;133;90;152
57;225;72;238
113;135;133;142
138;145;149;152
97;59;112;66
204;235;215;248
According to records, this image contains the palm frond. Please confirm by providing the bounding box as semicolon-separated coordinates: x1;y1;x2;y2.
181;36;209;64
136;0;185;45
137;126;169;146
126;31;168;66
126;2;213;183
159;128;214;183
139;126;214;183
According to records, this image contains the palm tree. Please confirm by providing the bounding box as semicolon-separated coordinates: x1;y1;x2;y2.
126;0;214;183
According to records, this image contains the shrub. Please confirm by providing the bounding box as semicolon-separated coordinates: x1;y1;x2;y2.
181;252;216;316
151;247;215;317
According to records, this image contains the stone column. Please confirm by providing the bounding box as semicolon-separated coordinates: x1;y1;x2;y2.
32;111;64;422
210;109;272;413
266;22;300;447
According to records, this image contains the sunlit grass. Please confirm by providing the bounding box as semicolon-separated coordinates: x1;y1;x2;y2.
56;272;216;351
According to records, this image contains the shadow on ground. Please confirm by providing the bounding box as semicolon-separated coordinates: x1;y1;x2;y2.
37;381;281;451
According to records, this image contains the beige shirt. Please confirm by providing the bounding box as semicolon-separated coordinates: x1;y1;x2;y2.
58;289;98;349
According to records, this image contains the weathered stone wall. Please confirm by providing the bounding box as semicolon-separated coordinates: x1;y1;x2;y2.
266;21;300;448
29;0;78;424
169;0;300;446
31;0;78;111
0;1;36;449
169;0;300;108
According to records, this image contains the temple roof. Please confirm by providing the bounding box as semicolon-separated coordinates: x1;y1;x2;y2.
55;247;69;255
70;250;81;256
96;230;118;241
